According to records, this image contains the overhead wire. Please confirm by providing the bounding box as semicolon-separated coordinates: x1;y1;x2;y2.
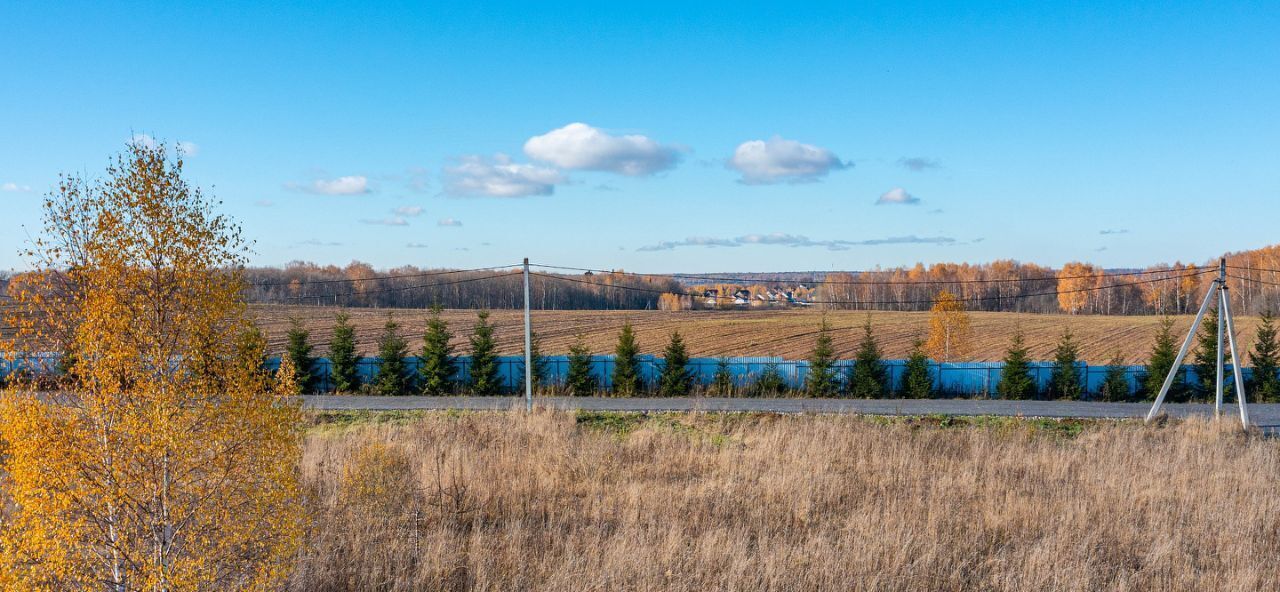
528;262;1203;286
247;263;520;287
528;268;1216;307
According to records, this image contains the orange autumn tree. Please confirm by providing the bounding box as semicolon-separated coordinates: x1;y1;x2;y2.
0;141;303;590
1056;262;1097;314
925;290;972;362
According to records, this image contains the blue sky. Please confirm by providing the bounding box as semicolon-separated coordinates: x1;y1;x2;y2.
2;2;1278;273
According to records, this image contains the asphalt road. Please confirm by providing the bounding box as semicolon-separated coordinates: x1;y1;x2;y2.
300;396;1280;428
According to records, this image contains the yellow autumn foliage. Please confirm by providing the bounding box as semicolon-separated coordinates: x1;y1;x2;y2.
0;141;303;591
925;290;972;362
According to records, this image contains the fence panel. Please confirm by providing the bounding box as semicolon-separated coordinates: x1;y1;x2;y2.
1;352;1265;398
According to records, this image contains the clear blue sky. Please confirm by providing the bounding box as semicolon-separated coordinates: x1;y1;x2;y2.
2;2;1277;273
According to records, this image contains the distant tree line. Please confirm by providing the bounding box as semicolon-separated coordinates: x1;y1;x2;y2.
818;248;1280;316
8;244;1280;314
238;262;681;310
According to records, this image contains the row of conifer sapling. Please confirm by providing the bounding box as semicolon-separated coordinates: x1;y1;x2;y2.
279;307;1280;401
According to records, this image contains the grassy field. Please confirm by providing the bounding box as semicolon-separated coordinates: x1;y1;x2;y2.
251;305;1261;364
292;410;1280;591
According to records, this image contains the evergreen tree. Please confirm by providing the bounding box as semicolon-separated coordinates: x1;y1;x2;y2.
1047;328;1083;400
1191;308;1230;402
753;362;787;397
373;317;410;396
328;312;361;393
900;338;933;399
1099;350;1132;402
1249;310;1280;403
565;336;597;397
658;330;694;397
234;325;269;373
517;331;548;394
712;357;734;396
1144;317;1187;402
996;332;1037;400
848;316;888;399
285;318;316;394
419;304;457;396
612;322;642;396
806;318;840;397
468;310;501;396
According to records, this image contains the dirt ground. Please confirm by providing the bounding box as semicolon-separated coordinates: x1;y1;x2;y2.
249;305;1255;364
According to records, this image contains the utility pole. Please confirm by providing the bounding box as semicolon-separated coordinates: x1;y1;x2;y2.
522;256;532;415
1146;258;1250;428
1215;258;1225;416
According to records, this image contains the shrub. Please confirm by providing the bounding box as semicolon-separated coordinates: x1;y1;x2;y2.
848;316;887;398
468;310;501;396
996;332;1036;400
286;318;317;393
900;339;933;398
373;317;411;396
753;362;787;397
612;323;642;396
419;304;457;396
340;440;415;513
1144;317;1187;401
329;313;361;393
566;336;597;397
658;330;694;397
712;357;734;396
518;331;548;394
1250;310;1280;402
1191;308;1230;402
1047;328;1083;400
1099;351;1132;402
806;318;840;397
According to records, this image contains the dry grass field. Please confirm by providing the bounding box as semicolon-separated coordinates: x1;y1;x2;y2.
252;305;1262;364
292;410;1280;591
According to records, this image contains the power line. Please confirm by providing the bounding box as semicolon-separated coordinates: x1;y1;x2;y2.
1226;265;1280;275
1227;274;1280;288
529;268;1215;307
529;262;1204;286
272;271;515;303
248;264;520;287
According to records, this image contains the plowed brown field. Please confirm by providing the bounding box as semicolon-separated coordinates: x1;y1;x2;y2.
250;305;1261;364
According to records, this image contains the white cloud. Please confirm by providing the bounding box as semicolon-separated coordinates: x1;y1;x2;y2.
727;136;848;184
253;199;274;207
407;242;430;249
360;216;409;226
636;236;739;252
524;122;679;176
438;217;463;227
393;205;424;217
443;154;564;197
293;239;343;247
406;166;430;193
130;134;158;149
1;182;32;193
129;134;199;156
637;232;956;252
876;187;921;205
309;175;370;195
897;157;940;171
1099;229;1130;235
737;232;812;245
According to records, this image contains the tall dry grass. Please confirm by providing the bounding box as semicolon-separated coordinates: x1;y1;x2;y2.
292;411;1280;591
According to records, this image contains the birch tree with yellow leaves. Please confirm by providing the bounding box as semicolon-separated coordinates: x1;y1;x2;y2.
925;290;972;362
0;141;303;591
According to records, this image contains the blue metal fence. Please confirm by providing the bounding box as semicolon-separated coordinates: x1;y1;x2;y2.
2;352;1258;398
